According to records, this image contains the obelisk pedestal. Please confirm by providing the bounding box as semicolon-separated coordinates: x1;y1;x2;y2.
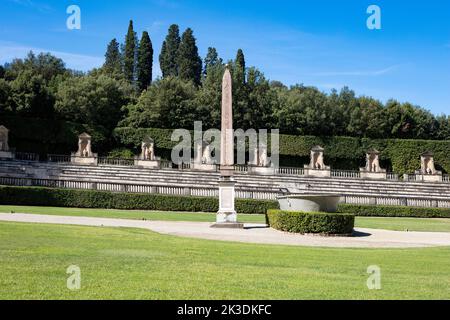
211;66;243;229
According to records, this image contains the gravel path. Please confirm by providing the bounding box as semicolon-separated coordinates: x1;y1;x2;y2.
1;213;450;248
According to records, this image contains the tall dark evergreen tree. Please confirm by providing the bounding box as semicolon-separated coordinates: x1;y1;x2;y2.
203;47;222;75
177;28;202;85
124;20;137;82
103;38;122;75
235;49;246;84
159;24;180;78
137;31;153;91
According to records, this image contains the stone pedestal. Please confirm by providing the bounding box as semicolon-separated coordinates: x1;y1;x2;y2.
0;151;14;159
192;163;217;171
212;177;243;228
134;159;161;169
71;154;98;165
360;171;387;180
248;166;275;175
303;167;331;178
415;174;443;182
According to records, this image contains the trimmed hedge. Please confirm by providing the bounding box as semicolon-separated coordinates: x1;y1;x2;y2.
338;204;450;218
114;127;450;175
266;209;355;235
0;186;278;214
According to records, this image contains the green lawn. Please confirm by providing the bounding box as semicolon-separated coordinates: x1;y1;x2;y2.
0;221;449;299
1;205;450;232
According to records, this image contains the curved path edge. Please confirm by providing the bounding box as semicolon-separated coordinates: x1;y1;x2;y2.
1;213;450;248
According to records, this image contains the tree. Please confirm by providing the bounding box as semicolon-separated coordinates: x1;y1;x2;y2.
0;65;5;79
103;38;122;76
123;20;137;82
55;73;133;131
177;28;202;85
235;49;246;84
122;77;197;129
136;31;154;91
159;24;180;78
203;47;222;75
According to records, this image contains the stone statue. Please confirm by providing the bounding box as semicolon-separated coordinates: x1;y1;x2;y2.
420;151;437;175
258;145;270;167
75;133;93;158
71;133;98;165
0;125;10;152
364;149;385;173
141;138;155;161
303;146;331;177
309;146;326;170
202;143;214;164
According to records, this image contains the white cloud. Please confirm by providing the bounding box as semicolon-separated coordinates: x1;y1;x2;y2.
0;43;103;71
310;65;401;77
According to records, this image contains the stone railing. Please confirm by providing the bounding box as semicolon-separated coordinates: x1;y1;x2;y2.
343;195;450;209
386;173;399;181
275;167;304;176
97;157;134;167
2;154;449;184
331;170;361;179
0;176;278;200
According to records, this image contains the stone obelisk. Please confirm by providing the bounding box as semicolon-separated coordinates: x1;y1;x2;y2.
212;66;243;228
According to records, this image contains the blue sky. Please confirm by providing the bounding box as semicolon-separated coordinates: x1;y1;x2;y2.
0;0;449;115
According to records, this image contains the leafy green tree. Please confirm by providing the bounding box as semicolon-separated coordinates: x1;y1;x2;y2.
55;74;133;131
0;79;11;113
137;31;154;91
177;28;202;85
123;20;137;82
203;47;222;75
9;70;55;117
103;38;122;76
122;77;197;129
0;65;5;79
159;24;180;78
197;62;225;128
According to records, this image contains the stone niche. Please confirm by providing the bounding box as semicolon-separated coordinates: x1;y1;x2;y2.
192;139;217;171
134;137;161;169
248;144;274;175
360;149;387;180
414;151;443;182
71;133;98;165
303;146;331;177
0;125;14;159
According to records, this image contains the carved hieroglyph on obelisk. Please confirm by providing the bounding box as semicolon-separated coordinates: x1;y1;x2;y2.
212;66;243;228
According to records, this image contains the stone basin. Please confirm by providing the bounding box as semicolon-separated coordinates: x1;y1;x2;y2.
277;194;342;213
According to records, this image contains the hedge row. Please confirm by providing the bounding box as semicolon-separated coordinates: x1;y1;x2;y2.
266;209;355;235
0;186;278;214
337;204;450;218
113;127;450;175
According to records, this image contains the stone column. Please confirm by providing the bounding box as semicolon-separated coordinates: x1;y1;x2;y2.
212;66;242;228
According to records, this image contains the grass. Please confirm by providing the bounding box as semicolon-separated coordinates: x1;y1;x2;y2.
1;205;450;232
0;221;449;299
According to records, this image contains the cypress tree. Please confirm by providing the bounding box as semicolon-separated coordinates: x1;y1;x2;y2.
103;38;122;75
203;47;222;75
137;31;154;91
177;28;202;85
159;24;180;77
124;20;137;82
235;49;246;84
